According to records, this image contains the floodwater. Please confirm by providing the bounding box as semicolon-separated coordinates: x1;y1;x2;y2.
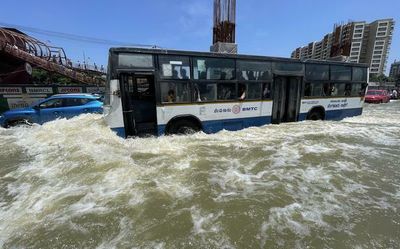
0;102;399;249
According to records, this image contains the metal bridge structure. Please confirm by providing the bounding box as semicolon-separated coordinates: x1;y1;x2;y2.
0;28;104;85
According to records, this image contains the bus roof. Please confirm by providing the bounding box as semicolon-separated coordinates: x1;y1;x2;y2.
109;47;369;68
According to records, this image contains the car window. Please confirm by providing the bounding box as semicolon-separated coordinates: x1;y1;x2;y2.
39;98;63;109
83;98;95;104
63;98;89;107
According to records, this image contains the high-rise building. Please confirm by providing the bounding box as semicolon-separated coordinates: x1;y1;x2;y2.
389;60;400;80
291;19;395;76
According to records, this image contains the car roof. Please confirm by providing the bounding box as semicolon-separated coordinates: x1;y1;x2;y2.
50;93;98;99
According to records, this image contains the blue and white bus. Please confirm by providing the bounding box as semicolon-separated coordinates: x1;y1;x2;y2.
104;48;368;138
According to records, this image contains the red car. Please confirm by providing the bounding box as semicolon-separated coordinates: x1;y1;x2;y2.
364;90;391;103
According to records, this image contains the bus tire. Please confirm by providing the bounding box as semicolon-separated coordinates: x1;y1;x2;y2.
306;108;325;121
167;119;200;135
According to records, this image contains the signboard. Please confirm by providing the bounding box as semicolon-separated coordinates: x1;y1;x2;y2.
6;97;44;110
0;85;103;113
0;87;22;94
86;87;105;94
26;87;53;94
57;87;82;94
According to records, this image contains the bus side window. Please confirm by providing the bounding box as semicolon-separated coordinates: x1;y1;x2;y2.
360;83;368;96
238;83;246;100
217;83;235;100
246;83;262;99
304;83;312;97
323;83;331;96
351;83;361;96
195;83;217;101
160;82;190;103
263;83;271;99
345;83;352;96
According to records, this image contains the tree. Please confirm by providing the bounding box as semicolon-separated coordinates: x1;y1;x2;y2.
32;68;75;85
370;74;390;83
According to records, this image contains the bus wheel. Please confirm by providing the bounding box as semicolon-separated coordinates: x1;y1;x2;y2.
307;110;324;121
168;119;200;135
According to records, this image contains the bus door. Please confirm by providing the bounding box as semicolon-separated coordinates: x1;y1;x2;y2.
271;76;302;124
120;73;157;137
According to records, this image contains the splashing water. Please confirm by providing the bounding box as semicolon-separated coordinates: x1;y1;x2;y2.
1;102;400;248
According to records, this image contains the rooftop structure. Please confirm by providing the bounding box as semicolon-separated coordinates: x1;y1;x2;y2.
210;0;237;53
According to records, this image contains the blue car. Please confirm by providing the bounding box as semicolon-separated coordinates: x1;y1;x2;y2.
0;94;103;127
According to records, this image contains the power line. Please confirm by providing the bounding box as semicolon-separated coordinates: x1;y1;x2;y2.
0;21;159;48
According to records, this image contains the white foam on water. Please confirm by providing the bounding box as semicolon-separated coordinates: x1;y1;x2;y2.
190;206;223;235
0;102;400;247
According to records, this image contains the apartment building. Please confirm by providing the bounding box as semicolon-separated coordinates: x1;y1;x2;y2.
389;61;400;80
291;19;395;76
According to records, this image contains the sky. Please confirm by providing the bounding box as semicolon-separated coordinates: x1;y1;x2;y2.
1;0;399;74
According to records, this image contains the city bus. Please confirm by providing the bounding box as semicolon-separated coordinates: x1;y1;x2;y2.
103;47;368;138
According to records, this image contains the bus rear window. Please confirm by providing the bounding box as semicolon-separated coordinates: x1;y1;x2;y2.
118;53;153;68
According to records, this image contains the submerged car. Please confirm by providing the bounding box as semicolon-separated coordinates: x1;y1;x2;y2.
364;90;390;104
0;94;103;127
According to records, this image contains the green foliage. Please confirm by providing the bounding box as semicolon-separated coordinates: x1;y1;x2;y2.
369;74;392;83
32;68;76;85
